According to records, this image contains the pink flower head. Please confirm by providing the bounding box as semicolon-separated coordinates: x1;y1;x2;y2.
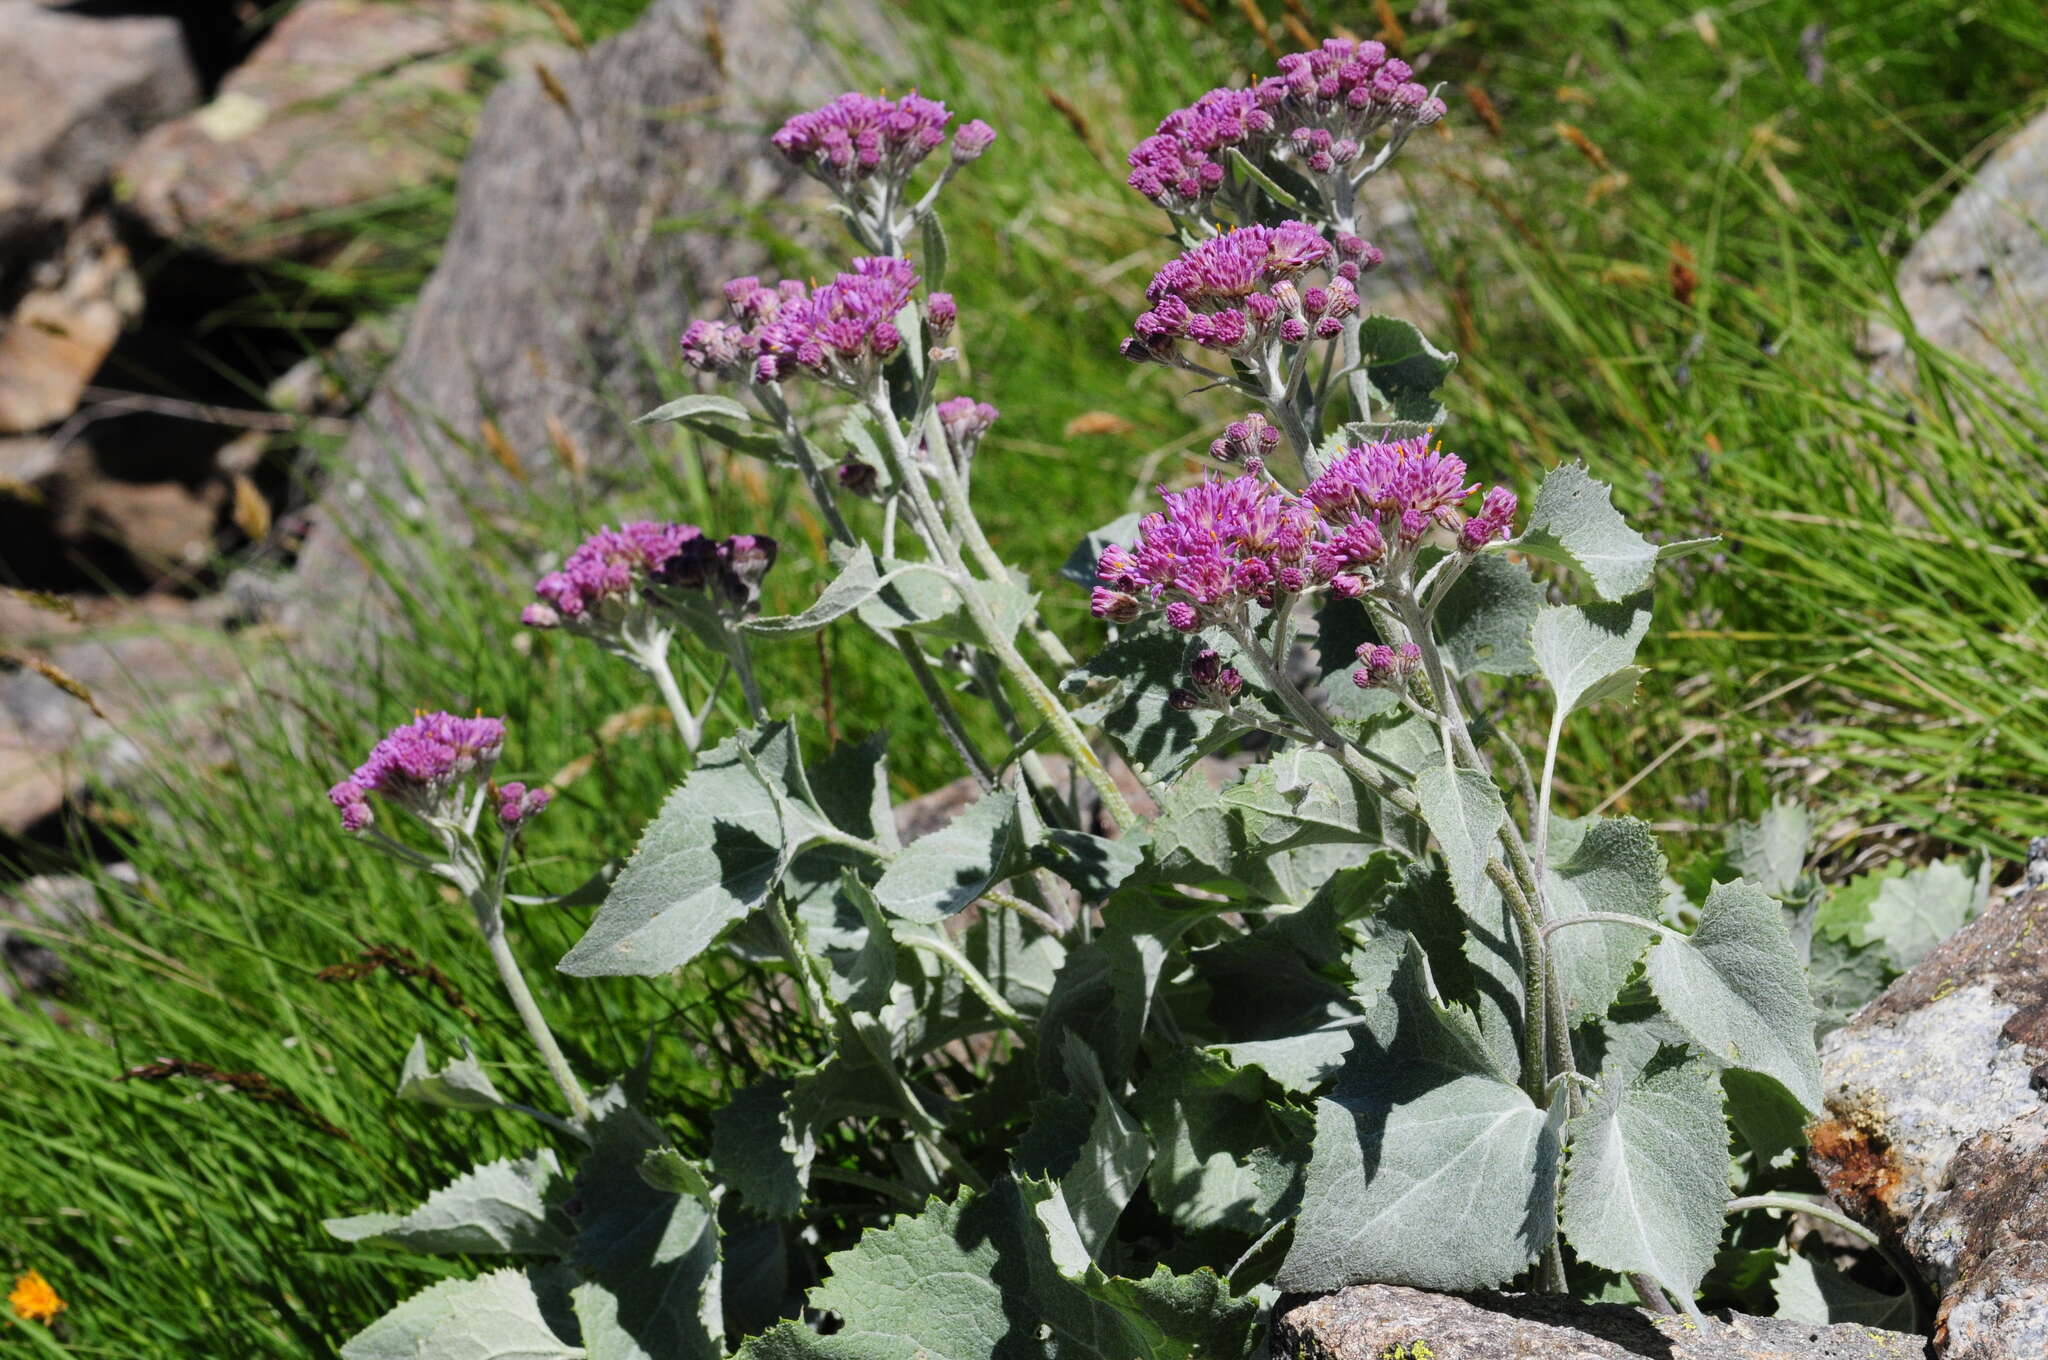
952;119;996;162
1351;640;1422;690
527;521;702;624
1096;473;1322;623
1305;436;1480;534
1126;42;1445;221
1459;484;1519;551
496;781;553;830
772;92;953;187
330;711;507;830
752;258;919;387
1127;222;1355;360
1126;85;1276;213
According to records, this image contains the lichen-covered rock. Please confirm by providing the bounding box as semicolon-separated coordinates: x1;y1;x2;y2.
1273;1284;1926;1359
1811;885;2048;1359
117;0;547;264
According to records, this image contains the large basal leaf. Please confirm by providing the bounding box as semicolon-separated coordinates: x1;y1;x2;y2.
1530;596;1652;716
1545;817;1667;1022
1645;880;1823;1113
1516;462;1712;601
570;1098;723;1360
1223;747;1382;857
1434;553;1543;677
1413;765;1507;914
737;1179;1257;1360
1560;1040;1729;1303
1038;897;1211;1092
1133;1049;1288;1237
872;788;1025;923
341;1269;583;1360
1057;1035;1153;1262
397;1035;506;1113
1276;943;1562;1292
1030;828;1145;902
559;727;796;977
326;1151;568;1257
711;1080;813;1221
1863;857;1988;973
1725;799;1811;900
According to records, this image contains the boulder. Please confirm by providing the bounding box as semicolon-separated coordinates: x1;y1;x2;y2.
287;0;890;628
1867;109;2048;388
0;0;201;282
118;0;549;264
1810;882;2048;1359
1273;1284;1926;1359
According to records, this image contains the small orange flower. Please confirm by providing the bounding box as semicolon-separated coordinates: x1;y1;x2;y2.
8;1269;63;1325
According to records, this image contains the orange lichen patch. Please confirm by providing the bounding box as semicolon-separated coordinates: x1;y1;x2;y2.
8;1269;63;1325
1807;1115;1903;1226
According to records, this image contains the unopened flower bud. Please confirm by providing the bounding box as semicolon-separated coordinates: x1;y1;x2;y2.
927;292;957;340
1165;601;1200;632
837;459;879;497
1168;687;1199;712
952;119;996;162
1090;586;1142;623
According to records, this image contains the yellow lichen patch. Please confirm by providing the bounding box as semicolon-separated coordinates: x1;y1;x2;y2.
1379;1343;1435;1360
8;1269;64;1325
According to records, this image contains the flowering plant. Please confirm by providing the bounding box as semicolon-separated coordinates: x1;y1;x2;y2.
320;41;1852;1360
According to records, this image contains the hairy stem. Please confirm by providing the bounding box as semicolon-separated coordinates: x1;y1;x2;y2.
868;390;1136;831
472;889;591;1124
900;932;1029;1042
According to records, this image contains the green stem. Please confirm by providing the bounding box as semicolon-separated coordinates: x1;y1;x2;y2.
867;390;1136;831
768;889;831;1020
900;932;1029;1042
472;891;591;1124
1488;859;1550;1110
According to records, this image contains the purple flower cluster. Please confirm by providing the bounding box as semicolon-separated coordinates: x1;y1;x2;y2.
522;521;702;627
521;521;780;634
1169;647;1245;712
329;712;507;832
1353;641;1422;691
1092;441;1518;630
1126;86;1275;213
495;782;553;829
1211;413;1283;466
1305;436;1514;550
1123;222;1368;362
1092;474;1327;630
1126;38;1446;214
681;259;928;388
772;92;993;189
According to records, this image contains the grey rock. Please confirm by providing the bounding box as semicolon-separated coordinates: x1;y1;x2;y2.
0;1;201;283
287;0;889;633
1273;1284;1927;1359
1867;110;2048;389
118;0;549;264
1810;886;2048;1359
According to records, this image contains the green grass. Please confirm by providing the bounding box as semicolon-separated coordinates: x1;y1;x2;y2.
7;0;2048;1353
